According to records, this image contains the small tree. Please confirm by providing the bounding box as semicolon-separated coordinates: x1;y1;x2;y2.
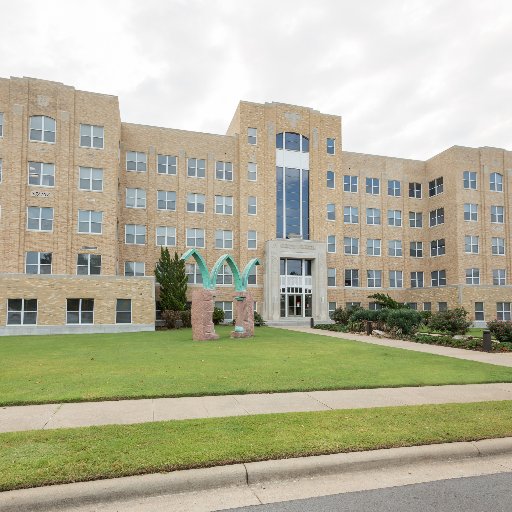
155;248;188;314
367;293;405;310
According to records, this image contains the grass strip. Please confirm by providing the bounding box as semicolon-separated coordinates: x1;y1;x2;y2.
2;327;512;406
1;401;512;491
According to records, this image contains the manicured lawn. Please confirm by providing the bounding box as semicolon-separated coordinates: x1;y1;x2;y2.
2;327;512;406
419;326;485;338
1;401;512;491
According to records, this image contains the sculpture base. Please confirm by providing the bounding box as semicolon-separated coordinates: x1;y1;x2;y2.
230;331;251;339
232;291;255;338
191;289;219;341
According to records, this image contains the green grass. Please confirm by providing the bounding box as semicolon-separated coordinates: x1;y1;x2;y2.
1;401;512;491
2;326;512;406
418;326;484;338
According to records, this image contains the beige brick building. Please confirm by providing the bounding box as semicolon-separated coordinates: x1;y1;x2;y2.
0;76;511;334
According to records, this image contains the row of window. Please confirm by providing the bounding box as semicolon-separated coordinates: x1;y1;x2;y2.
326;235;507;256
327;207;441;227
6;298;132;325
328;301;512;321
329;268;508;288
332;173;505;195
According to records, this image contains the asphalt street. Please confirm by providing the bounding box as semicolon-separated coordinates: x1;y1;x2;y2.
230;472;512;512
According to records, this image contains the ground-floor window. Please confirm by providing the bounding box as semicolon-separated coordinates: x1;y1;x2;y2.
346;302;360;309
328;302;337;318
438;302;448;312
66;298;94;324
497;302;511;321
7;299;37;325
423;302;431;311
475;302;484;321
116;299;132;324
215;301;233;322
407;302;418;310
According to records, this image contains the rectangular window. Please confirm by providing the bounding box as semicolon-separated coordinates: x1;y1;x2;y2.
490;172;503;192
25;252;52;274
216;264;233;285
186;263;203;284
343;206;358;224
247;230;257;249
366;208;381;225
30;116;55;143
367;238;381;256
187;158;206;178
367;270;382;288
215;229;233;249
327;235;336;253
389;270;403;288
7;298;37;325
438;302;448;312
215;195;233;215
464;203;478;221
388;180;401;196
327;203;335;221
343;175;358;192
431;270;447;287
157;154;177;175
78;210;102;234
464;235;479;254
329;302;337;319
411;271;424;288
366;177;380;195
429;177;444;196
216;161;233;181
465;268;480;285
157;190;176;211
423;302;432;312
493;269;506;286
156;226;176;247
80;124;104;149
187;193;205;213
327;170;335;189
125;224;146;245
126;188;146;209
327;138;335;154
125;261;145;277
66;298;94;324
429;207;445;227
410;241;423;258
409;182;422;198
492;237;505;255
116;299;132;324
430;239;446;257
28;162;55;187
215;301;233;322
463;170;477;190
497;302;512;321
491;205;504;224
248;267;257;286
344;269;359;287
77;253;101;275
409;211;423;228
79;167;103;191
344;237;359;255
126;151;146;172
475;302;484;321
248;128;257;145
186;228;205;248
248;162;257;181
327;268;336;287
388;240;403;257
388;209;402;227
27;206;53;231
248;196;257;215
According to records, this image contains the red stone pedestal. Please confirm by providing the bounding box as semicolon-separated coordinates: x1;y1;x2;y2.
191;289;219;341
231;291;254;338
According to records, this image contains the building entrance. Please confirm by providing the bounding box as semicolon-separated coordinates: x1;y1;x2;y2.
279;258;313;318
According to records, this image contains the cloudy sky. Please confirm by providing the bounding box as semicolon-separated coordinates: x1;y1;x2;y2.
1;0;511;160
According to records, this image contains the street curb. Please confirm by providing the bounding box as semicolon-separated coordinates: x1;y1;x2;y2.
2;438;512;511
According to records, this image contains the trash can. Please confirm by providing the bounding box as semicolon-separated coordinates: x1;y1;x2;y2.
310;317;315;328
366;320;373;335
482;330;492;352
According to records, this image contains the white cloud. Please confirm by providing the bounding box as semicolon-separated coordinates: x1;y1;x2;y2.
1;0;511;159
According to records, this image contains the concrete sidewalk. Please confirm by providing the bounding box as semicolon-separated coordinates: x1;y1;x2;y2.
284;326;512;367
2;382;512;434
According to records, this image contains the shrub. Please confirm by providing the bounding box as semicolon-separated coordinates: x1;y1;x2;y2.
385;309;423;335
254;311;266;326
212;307;225;325
428;308;471;335
330;307;352;325
488;320;512;344
162;310;182;329
313;323;348;332
420;310;432;326
180;310;192;328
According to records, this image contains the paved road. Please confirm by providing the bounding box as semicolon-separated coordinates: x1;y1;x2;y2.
231;472;512;512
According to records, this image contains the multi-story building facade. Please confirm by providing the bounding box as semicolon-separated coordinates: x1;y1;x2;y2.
0;76;511;334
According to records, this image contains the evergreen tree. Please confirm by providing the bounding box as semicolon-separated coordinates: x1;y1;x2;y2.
155;248;188;312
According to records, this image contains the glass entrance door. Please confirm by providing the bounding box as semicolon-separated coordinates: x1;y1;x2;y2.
287;295;303;317
280;258;313;318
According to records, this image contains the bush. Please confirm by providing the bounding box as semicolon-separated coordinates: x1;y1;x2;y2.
180;310;192;328
385;309;423;335
254;311;266;326
313;323;348;332
330;307;352;325
428;308;471;335
212;307;225;325
162;310;182;329
488;320;512;343
420;310;432;326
